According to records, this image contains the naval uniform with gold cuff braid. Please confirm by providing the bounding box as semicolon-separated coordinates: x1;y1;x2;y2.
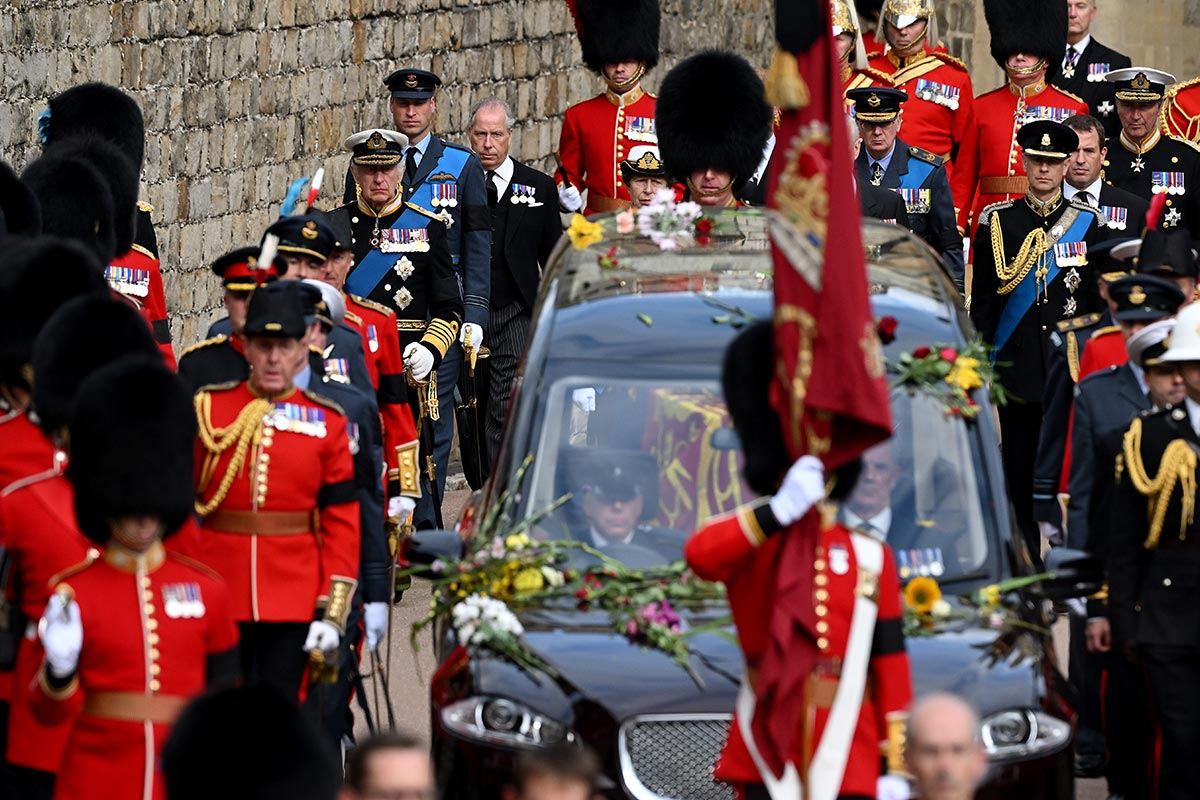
193;381;360;697
1103;128;1200;230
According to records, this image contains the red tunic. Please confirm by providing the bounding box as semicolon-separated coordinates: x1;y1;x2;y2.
108;246;175;369
193;382;360;622
30;543;238;800
685;503;911;797
952;81;1089;232
344;293;419;496
0;408;62;494
1163;77;1200;144
868;49;975;193
559;86;658;214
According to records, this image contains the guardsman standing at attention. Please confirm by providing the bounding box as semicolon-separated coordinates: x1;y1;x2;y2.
177;247;289;393
969;120;1103;561
30;359;239;800
848;87;964;284
1110;299;1200;799
558;0;661;216
1102;68;1200;231
656;51;773;210
867;0;975;192
952;0;1088;236
192;281;360;698
1052;0;1132;139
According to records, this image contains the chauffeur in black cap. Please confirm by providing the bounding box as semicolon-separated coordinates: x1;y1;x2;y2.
970;118;1104;561
1103;68;1200;232
848;86;964;282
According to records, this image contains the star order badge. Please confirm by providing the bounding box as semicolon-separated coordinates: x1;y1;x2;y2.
1064;267;1081;292
1132;156;1146;173
1098;100;1114;116
1165;207;1183;226
393;256;415;280
1063;296;1077;317
393;286;414;310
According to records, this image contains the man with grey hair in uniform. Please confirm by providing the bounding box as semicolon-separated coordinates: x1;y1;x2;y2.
466;96;563;465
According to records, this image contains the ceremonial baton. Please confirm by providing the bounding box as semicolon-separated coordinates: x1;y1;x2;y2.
551;151;572;191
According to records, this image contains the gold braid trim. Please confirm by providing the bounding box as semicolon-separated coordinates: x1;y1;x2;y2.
194;393;272;517
991;211;1051;295
1122;417;1198;548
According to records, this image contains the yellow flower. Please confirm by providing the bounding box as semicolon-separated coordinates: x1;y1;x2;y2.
904;576;942;614
946;357;983;392
567;214;603;250
513;568;545;594
505;533;531;551
980;584;1001;608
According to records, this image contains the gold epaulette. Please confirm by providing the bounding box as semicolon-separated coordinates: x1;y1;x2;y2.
1121;415;1198;548
47;551;99;587
931;51;969;71
349;294;396;318
1093;325;1122;338
908;146;943;166
862;66;895;86
1054;86;1086;105
1169;133;1200;153
137;200;154;213
195;379;241;395
130;243;155;259
179;335;229;359
301;389;346;417
344;309;363;326
866;50;885;61
1057;312;1102;333
404;201;446;225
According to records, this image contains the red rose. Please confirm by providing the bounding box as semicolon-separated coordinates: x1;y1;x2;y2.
940;347;958;363
696;217;714;233
876;316;899;344
912;346;932;359
574;588;591;600
696;233;713;247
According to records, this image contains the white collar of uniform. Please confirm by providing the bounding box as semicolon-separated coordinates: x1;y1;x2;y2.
1185;396;1200;436
491;156;515;193
590;524;634;547
1068;34;1092;55
1064;177;1103;203
843;506;892;538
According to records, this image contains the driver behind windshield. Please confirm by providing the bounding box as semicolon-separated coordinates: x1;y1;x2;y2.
575;453;684;560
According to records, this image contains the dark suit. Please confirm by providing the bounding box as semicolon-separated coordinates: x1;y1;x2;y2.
1051;38;1131;139
859;183;910;228
1111;403;1200;798
1068;182;1150;242
207;316;373;395
483;159;562;462
856;140;964;282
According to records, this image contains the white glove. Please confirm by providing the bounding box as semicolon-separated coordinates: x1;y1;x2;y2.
39;592;83;679
876;775;912;800
459;322;484;351
388;495;417;521
558;184;582;212
768;455;826;526
364;602;389;651
1038;521;1064;546
403;342;435;381
303;620;341;654
572;388;596;413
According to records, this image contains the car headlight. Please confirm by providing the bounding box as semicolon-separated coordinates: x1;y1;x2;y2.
442;696;577;749
980;709;1070;761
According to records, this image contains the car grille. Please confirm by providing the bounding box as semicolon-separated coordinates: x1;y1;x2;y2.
618;714;735;800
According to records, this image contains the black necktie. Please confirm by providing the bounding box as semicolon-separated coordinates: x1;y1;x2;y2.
403;147;419;191
486;170;499;209
871;162;884;186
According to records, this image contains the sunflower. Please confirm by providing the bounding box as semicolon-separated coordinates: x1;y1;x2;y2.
904;576;942;614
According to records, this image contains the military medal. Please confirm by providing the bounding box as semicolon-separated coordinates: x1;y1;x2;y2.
914;78;960;110
897;551;912;579
430;183;458;208
1165;207;1183;226
346;422;361;456
393;286;414;310
273;403;327;437
1054;241;1087;267
1097;100;1114;116
926;548;945;577
393;256;415;280
1063;296;1078;316
1064;267;1082;292
897;188;931;213
1062;65;1075;79
1087;64;1110;82
380;229;430;253
829;543;850;575
1099;205;1128;230
104;266;151;298
438;209;454;227
1152;171;1186;195
366;324;379;353
324;358;351;384
1132;156;1146;173
162;583;205;619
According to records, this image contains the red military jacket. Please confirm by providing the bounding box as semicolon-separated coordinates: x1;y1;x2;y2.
559;86;658;214
193;381;360;625
0;407;62;494
344;293;419;497
953;81;1089;232
685;500;911;797
108;245;175;369
31;542;238;800
868;49;975;189
1163;77;1200;144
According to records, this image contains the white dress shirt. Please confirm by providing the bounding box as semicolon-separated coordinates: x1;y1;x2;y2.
842;507;893;539
1064;177;1103;208
487;155;514;197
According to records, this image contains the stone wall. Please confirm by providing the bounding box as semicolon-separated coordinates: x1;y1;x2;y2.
0;0;775;350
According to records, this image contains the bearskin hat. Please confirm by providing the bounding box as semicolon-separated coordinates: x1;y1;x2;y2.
47;136;139;254
45;82;146;168
657;51;773;186
31;294;158;436
570;0;660;74
985;0;1068;82
21;153;118;265
0;238;106;388
68;357;197;545
0;160;41;239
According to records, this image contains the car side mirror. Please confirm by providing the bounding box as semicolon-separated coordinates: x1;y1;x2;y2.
1039;547;1103;601
404;529;465;569
710;427;741;451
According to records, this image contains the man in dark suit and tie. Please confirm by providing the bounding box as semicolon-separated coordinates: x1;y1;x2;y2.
1052;0;1132;139
467;97;563;463
1063;114;1149;240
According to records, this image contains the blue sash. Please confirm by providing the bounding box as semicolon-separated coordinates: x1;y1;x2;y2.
345;205;435;298
992;208;1092;358
897;157;934;190
409;146;471;263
